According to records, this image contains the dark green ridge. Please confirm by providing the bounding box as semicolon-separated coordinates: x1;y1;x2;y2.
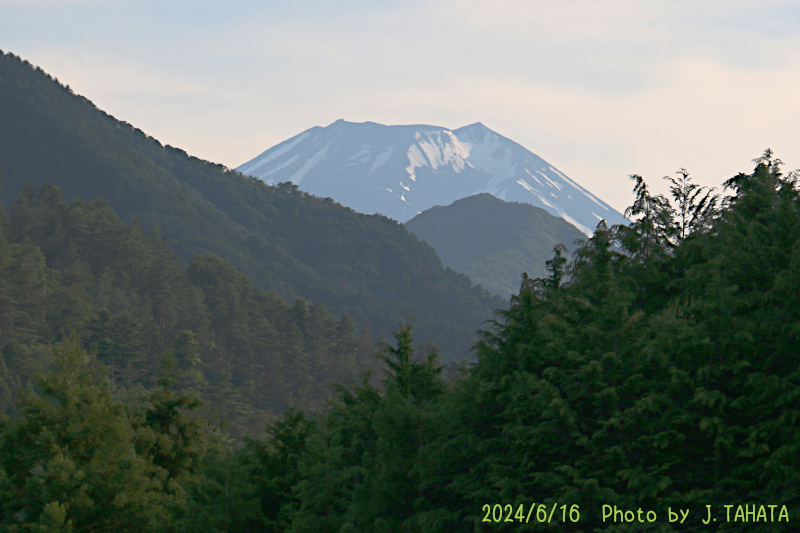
405;193;586;297
0;50;505;362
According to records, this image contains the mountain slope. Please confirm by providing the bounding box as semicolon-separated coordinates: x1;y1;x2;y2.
0;180;382;434
405;194;586;298
238;119;627;234
0;50;505;362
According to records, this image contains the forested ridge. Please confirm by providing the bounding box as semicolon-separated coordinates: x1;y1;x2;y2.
405;193;587;298
0;50;505;364
0;179;382;437
2;151;799;531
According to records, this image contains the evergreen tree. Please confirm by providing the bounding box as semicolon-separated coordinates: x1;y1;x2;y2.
253;408;316;532
664;168;719;241
348;323;445;531
0;335;174;531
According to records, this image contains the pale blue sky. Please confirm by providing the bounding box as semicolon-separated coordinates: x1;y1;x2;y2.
3;0;799;212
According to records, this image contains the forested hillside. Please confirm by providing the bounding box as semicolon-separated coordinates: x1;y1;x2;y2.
2;153;798;531
405;193;587;297
0;50;505;363
0;179;383;436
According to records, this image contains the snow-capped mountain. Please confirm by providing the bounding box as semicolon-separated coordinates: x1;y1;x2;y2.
237;120;627;235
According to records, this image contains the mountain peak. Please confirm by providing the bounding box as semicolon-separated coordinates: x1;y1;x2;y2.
457;121;488;130
328;118;382;127
237;121;627;234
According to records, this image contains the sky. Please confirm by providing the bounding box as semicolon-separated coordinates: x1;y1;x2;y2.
3;0;800;213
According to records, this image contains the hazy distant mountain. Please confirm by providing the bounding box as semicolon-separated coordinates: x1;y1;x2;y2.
238;120;627;234
405;194;586;298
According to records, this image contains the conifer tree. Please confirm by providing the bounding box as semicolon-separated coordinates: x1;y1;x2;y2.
0;335;174;531
347;323;444;530
664;168;719;241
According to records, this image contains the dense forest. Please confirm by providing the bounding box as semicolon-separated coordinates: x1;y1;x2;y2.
0;178;387;437
2;151;798;531
0;50;505;364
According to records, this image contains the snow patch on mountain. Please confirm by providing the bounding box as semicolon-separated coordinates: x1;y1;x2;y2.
406;144;425;182
261;154;299;178
239;130;312;176
350;147;371;161
370;148;393;174
291;143;331;185
524;169;543;186
561;213;592;236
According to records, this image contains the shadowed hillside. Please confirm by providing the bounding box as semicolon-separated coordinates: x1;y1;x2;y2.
405;193;586;297
0;50;505;362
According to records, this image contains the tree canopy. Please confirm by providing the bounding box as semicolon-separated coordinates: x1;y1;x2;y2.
2;55;798;529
